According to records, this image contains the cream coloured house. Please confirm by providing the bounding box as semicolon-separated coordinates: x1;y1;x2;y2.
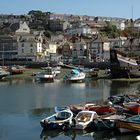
103;41;110;62
89;35;110;62
72;39;86;63
17;34;47;62
46;43;58;61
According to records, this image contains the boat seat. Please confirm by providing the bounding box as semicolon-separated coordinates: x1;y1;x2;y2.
55;112;71;120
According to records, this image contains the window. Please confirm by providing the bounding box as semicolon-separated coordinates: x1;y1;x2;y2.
22;43;24;47
30;49;33;53
22;48;24;53
30;44;33;47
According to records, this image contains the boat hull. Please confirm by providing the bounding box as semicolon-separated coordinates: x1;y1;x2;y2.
40;110;73;131
40;121;69;130
65;71;86;83
38;77;54;82
123;103;140;114
0;73;9;79
117;120;140;132
110;49;140;78
11;69;24;75
93;119;116;131
85;104;117;115
72;110;98;130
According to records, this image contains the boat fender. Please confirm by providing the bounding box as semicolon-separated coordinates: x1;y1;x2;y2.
44;119;48;124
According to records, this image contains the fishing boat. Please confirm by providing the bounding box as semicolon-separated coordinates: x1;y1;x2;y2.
116;114;140;133
64;68;86;82
72;110;98;130
40;109;73;130
35;67;56;82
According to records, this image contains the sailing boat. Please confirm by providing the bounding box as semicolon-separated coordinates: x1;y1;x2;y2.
110;47;140;78
110;20;140;78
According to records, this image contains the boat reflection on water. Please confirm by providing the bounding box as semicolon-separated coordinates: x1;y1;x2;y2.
0;79;9;86
69;82;86;89
0;78;33;86
40;129;94;140
110;80;140;96
40;129;140;140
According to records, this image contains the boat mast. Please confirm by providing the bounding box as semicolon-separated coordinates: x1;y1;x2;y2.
129;5;134;57
2;43;4;66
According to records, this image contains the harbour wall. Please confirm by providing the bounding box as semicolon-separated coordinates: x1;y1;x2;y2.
0;60;110;69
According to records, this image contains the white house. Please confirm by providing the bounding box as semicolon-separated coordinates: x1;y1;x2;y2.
16;21;30;34
66;25;98;36
120;21;125;30
103;41;110;62
47;43;58;61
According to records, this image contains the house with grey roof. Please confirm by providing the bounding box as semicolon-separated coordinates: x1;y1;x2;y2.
17;33;48;62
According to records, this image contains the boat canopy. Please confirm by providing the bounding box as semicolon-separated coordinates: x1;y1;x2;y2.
72;69;80;74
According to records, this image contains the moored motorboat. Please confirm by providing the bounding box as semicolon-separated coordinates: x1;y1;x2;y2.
35;67;55;82
42;66;61;77
40;109;73;130
81;68;99;78
8;65;24;75
64;68;86;82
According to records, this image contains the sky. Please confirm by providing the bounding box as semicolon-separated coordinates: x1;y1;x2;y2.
0;0;140;19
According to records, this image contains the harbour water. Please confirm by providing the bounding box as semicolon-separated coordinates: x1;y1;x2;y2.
0;77;140;140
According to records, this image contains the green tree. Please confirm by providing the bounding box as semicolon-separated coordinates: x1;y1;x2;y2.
99;21;120;38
